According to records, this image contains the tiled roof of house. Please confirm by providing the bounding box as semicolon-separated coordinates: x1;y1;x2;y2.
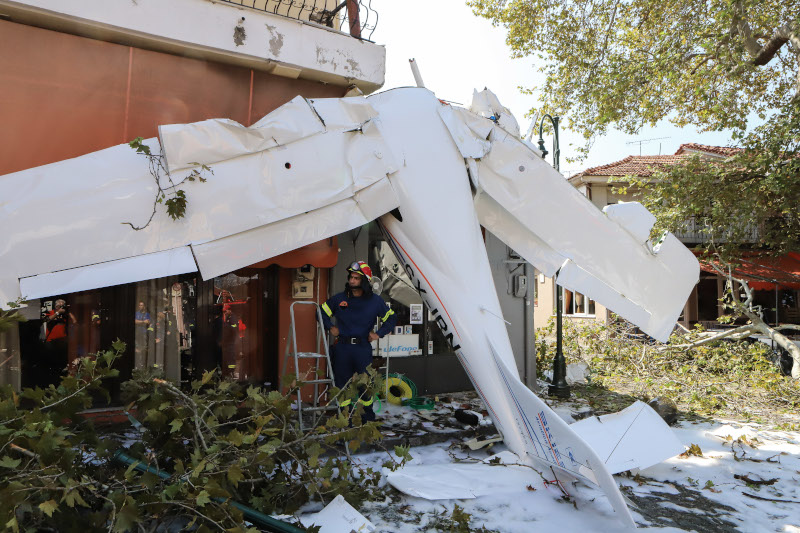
575;155;687;178
572;143;740;180
674;143;741;157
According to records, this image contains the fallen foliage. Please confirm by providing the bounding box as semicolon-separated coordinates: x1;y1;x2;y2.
0;341;407;532
537;318;800;427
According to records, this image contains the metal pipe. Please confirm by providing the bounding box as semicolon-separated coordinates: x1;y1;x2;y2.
409;59;425;88
523;262;537;391
112;450;305;533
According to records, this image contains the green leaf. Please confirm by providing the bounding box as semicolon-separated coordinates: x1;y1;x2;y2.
0;455;21;468
169;419;183;434
141;471;160;490
201;370;214;386
113;496;139;533
227;465;243;486
227;429;243;446
38;500;58;517
63;489;88;508
5;517;18;533
196;490;211;507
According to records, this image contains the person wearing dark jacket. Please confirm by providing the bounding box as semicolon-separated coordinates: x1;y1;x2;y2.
321;260;396;422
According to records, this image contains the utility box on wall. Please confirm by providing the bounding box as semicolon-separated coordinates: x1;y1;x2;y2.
292;264;315;299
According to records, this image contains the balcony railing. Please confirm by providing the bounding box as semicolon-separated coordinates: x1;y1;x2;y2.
672;217;761;244
218;0;377;40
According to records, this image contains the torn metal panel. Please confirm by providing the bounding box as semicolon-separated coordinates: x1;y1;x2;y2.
473;123;698;342
191;179;398;280
159;96;325;173
603;202;657;244
19;247;196;300
307;96;379;130
437;105;492;159
570;401;684;475
346;119;399;190
469;88;520;138
474;192;565;278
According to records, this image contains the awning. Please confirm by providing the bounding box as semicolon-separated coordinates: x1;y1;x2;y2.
699;252;800;290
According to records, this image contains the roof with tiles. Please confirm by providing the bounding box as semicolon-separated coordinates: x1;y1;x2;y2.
574;154;688;178
572;143;739;180
674;143;741;157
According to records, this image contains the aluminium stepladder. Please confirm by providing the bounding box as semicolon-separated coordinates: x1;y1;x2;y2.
283;301;337;431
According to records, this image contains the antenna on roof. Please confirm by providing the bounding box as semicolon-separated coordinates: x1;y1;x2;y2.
626;137;670;156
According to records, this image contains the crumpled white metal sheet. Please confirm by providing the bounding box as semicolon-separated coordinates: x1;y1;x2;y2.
387;451;537;500
19;247;196;300
0;96;397;306
191;179;398;280
159;96;324;173
468;120;697;342
570;401;684;475
437;105;492;159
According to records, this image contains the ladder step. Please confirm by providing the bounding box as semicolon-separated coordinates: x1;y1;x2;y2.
296;352;328;359
303;405;339;412
301;378;333;385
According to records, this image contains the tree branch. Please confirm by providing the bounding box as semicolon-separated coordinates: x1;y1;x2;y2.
753;23;794;66
660;324;757;350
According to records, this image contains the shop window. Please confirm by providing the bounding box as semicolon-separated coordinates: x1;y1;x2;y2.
563;289;595;316
134;277;195;383
212;271;259;382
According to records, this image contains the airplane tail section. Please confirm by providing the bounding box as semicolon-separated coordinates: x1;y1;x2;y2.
488;340;638;528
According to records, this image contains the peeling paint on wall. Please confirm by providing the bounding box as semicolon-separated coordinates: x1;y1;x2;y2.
265;24;284;57
315;45;364;78
233;17;246;47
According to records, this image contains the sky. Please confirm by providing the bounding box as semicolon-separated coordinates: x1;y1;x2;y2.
367;0;735;177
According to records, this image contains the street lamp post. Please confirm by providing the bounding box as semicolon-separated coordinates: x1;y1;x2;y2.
537;115;570;399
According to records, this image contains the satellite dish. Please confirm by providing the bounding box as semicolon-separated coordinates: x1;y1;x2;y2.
370;276;383;295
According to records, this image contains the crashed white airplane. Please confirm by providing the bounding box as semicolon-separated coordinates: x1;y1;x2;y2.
0;87;699;527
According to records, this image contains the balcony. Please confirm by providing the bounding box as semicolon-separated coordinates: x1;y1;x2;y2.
219;0;377;40
672;217;761;245
0;0;385;91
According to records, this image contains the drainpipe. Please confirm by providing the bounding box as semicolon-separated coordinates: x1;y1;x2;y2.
523;262;537;392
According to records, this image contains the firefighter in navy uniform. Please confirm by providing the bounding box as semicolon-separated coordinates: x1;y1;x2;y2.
321;261;396;422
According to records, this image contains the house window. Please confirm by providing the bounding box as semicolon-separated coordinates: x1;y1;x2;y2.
563;289;595;316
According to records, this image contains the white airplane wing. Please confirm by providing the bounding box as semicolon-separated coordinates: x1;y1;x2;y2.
438;93;699;342
0;96;399;306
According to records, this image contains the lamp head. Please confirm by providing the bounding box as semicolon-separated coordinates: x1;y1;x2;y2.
537;137;548;157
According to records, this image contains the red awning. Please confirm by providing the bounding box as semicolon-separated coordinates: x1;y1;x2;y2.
699;252;800;290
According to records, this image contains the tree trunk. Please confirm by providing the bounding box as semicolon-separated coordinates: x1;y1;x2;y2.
743;308;800;379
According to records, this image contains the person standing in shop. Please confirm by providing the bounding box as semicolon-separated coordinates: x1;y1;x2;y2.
321;261;396;422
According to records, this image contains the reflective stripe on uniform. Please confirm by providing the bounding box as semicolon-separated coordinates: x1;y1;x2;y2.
321;302;333;317
381;308;395;322
340;396;374;407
